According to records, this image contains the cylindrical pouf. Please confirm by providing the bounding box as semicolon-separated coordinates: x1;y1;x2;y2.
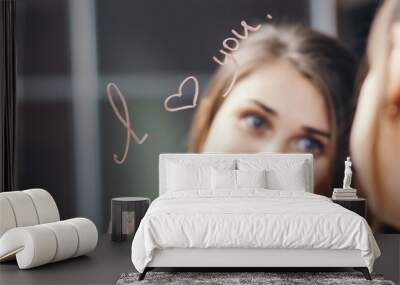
0;226;57;269
0;195;17;237
64;218;98;257
0;218;98;269
42;221;79;262
23;189;60;224
0;191;39;227
111;197;150;242
0;189;60;233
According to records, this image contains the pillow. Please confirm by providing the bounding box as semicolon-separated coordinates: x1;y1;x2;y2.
211;168;236;190
236;169;267;189
237;159;308;191
166;159;236;191
166;163;210;191
266;166;307;191
211;169;267;190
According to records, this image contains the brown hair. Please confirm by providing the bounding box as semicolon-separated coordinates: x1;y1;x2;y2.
189;24;357;189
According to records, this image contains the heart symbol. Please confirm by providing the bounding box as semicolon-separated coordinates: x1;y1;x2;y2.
164;76;199;112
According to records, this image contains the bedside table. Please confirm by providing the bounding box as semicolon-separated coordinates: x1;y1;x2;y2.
331;198;367;218
111;197;150;241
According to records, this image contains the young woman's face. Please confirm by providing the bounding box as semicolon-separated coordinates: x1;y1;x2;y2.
202;60;334;195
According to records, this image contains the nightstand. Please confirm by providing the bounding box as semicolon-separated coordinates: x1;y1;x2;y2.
331;198;367;218
111;197;150;241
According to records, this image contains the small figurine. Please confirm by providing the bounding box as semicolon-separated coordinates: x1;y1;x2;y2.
343;157;353;189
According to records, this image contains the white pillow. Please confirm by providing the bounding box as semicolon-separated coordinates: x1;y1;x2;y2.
166;159;235;191
238;159;308;191
236;169;267;189
211;169;267;190
266;162;307;191
167;163;210;191
211;168;236;190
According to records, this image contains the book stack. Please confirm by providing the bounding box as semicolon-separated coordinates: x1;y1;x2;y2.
332;188;358;200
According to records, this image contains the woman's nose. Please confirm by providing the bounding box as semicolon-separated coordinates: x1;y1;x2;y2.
260;138;287;153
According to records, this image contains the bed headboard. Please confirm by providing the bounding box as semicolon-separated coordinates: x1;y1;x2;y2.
159;153;314;195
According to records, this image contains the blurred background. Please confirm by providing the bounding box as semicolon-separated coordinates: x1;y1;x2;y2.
15;0;380;232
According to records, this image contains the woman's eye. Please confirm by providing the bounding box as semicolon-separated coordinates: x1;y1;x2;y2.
243;114;267;131
296;137;324;155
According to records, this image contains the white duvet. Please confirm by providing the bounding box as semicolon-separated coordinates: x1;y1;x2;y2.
131;190;380;273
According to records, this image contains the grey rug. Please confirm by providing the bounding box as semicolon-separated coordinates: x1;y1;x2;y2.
116;272;396;285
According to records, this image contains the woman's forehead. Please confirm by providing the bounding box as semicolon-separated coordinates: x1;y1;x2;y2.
225;61;331;131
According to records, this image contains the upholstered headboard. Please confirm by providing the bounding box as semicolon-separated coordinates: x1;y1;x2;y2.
159;153;314;195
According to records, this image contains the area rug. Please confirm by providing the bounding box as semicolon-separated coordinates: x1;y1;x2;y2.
116;271;396;285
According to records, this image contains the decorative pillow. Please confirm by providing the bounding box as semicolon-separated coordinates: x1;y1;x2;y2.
211;168;236;190
236;169;267;189
237;159;308;191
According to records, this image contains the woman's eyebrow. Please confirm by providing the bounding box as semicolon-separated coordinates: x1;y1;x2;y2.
249;100;331;138
303;127;332;139
250;100;278;116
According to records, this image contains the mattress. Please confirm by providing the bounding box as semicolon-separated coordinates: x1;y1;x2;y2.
131;189;380;273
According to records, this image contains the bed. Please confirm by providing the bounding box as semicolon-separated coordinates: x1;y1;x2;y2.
131;153;380;280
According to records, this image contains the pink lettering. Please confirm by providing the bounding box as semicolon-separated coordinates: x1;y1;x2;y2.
106;82;149;164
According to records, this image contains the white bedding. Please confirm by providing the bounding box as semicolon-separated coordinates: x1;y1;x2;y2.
131;190;380;273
